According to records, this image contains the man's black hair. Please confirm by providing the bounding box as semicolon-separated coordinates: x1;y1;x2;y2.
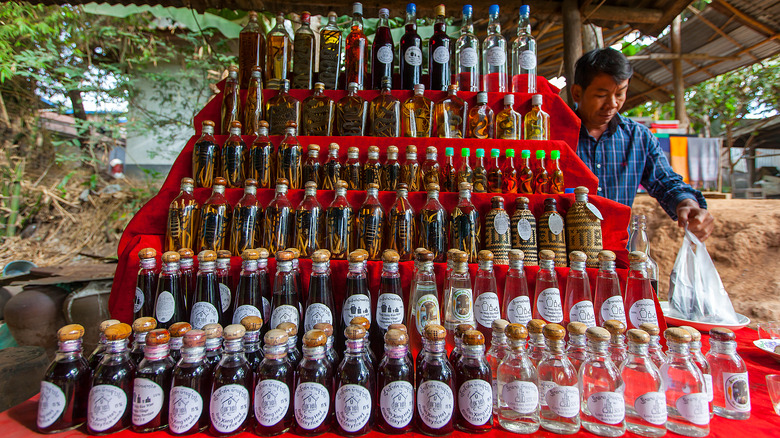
574;48;633;89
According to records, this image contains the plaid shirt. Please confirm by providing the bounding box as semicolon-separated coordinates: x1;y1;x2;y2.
576;113;706;220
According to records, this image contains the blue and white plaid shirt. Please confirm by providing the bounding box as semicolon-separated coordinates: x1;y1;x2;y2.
576;113;706;220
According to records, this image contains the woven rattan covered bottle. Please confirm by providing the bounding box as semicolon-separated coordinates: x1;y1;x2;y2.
565;187;603;268
537;198;567;267
484;196;511;265
510;196;538;266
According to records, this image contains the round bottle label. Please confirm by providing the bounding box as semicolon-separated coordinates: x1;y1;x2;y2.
262;296;271;323
458;379;492;426
134;288;144;314
722;372;750;412
586;203;604;220
233;304;261;325
517;218;533;241
377;45;394;64
507;295;532;325
433;46;450;64
548;213;564;235
380;381;414;428
415;293;441;334
459;47;478;68
376;293;405;330
474;292;500;329
294;382;330;430
599;296;626;324
675;393;709;425
270;304;299;329
132;378;164;426
569;301;596;328
634;391;666;425
342;294;371;327
404;46;423;66
450;288;474;323
539;380;555;407
628;299;657;328
545;385;579;418
335;384;372;432
520;50;537;70
254;379;290;427
190;301;219;329
502;380;539;414
209;384;249;433
304;303;333;332
486;46;506;66
219;283;231;313
417;380;454;429
38;381;66;429
493;211;510;235
536;288;563;323
88;384;128;432
155;291;175;323
586;391;624;424
169;386;203;434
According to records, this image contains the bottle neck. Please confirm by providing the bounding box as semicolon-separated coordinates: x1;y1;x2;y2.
509;260;524;271
180;259;194;270
140;258;156;270
478;260;493;272
405;10;416;28
568;334;586;348
345;338;365;355
570;261;586;271
264;344;288;360
241;259;258;273
206;338;223;352
382;262;399;276
491;331;507;348
461;13;474;34
198;261;215;274
459;189;471;200
287;336;298;354
599;261;616;272
134;332;148;348
144;343;170;361
629;263;648;278
667;340;690;357
58;339;83;354
586;339;609;357
277;261;292;273
545;338;565;354
223;338;243;353
106;339;128;354
163;261;180;274
181;346;206;363
303;345;326;360
217;259;230;270
518;13;531;35
243;330;261;351
312;262;329;274
424;339;446;354
488;14;501;34
462;344;485;359
351;11;363;30
385;344;408;359
539;260;555;271
627;342;650;356
170;336;183;352
709;339;737;355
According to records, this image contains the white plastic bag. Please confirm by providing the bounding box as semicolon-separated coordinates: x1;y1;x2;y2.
667;227;739;324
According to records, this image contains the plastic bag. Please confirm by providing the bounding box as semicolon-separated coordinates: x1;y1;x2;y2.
668;227;739;324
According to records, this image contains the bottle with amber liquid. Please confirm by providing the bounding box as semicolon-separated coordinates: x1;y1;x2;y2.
451;182;480;263
419;183;448;262
486;149;502;193
325;180;353;259
401;144;421;191
265;12;292;86
166;178;200;252
249;121;274;189
270;251;301;330
550;150;564;194
468;92;494;139
441;147;457;192
342;147;363;190
302;145;322;188
154;251;185;329
88;323;135;435
243;67;264;135
38;324;91;434
457;148;473;185
472;149;487;193
294;182;324;257
335;324;375;435
221;66;240;135
518;150;534;193
292;12;315;89
428;4;451;91
495;95;521;139
485;197;512;265
371;9;394;90
402;84;432;137
455;330;494;432
239;11;265;90
261;178;293;254
376;328;414;433
382;146;402;191
421;146;440;187
362;146;382;187
192;120;219;188
198;178;231;252
336;83;368;136
416;324;455;436
369;77;400;137
351;315;378;373
355;183;384;260
132;329;174;433
304;250;335;332
301;83;334;136
266;80;301;136
538;198;567;266
134;248;158;320
179;248;196;315
502;149;519;193
294;329;334;435
277;121;303;188
340;252;372;349
231;249;263;325
278;322;302;371
524;94;550;140
399;3;422;90
209;324;251;436
322;142;342;190
318;12;342;90
168;322;190;364
169;330;209;435
190;251;222;330
221;121;247;189
229;179;261;256
534;150;550;194
344;3;368;90
510;197;538;265
130;317;157;368
240;316;264;380
254;329;294;435
387;183;416;261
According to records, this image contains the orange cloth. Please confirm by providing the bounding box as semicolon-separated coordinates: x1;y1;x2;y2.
669;136;689;183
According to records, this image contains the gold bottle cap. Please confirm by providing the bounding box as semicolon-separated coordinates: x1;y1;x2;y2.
286;247;301;259
458;181;473;191
277;321;298;337
710;327;736;342
241;316;263;332
308;144;320;153
183;329;206;348
567;321;587;336
317;249;332;259
426;146;437;155
178;248;194;259
638;323;660;336
453;251;469;264
138;248;157;259
217;250;232;259
169;322;192;338
505;323;529;341
105;323;132;341
311;250;330;263
345;324;366;340
539;250;556;261
57;324;85;341
202;120;216;128
569;251;587;263
598;250;616;262
528;319;546;334
258;120;269;129
132;317;157;333
313;322;334;337
492;318;509;332
543;323;566;340
264;329;289;346
426;183;440;192
604;319;626;336
626;329;650;344
213;177;227;187
276;250;294;262
508;249;524;261
285;121;298;129
424;324;447;342
228;65;239;73
628;251;647;263
367;183;380;191
516;196;530;205
242;249;260;261
329;142;340;151
385;328;408;346
223;324;246;341
146;329;170;346
198;250;217;262
276;177;290;187
478;250;494;262
348;250;367;263
229;120;242;130
382;249;400;263
664;327;692;343
679;325;702;342
388;323;408;333
303;329;328;347
99;319;121;333
434;4;445;16
162;251;180;263
257;248;270;259
462;329;485;346
406;144;417;153
350;316;370;331
203;323;224;339
574;186;589;195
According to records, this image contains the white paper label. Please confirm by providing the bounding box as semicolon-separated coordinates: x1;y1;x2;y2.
380;381;414;428
335;384;372;432
155;291;175;323
233;304;261;325
218;283;231;313
294;382;330;430
539;380;556;407
190;301;219;329
634;391;666;425
502;380;539;414
270;304;299;329
570;300;596;328
474;292;500;329
722;372;750;412
134;287;144;313
520;50;537;70
517;218;533;241
304;303;333;332
342;294;371;327
459;47;478;68
404;46;423;66
254;379;290;426
262;296;271;323
376;293;405;330
546;385;580;418
493;211;510;235
415;293;441;334
38;381;66;429
628;299;657;328
433;46;450;64
548;213;564;235
417;380;454;429
675;393;709;425
587;391;624;424
458;379;492;426
704;373;714;402
169;386;203;434
600;296;626;324
507;295;532;325
486;46;506;66
377;45;393;64
450;288;474;323
536;288;563;323
132;378;164;426
88;384;128;432
209;384;249;433
586;203;604;220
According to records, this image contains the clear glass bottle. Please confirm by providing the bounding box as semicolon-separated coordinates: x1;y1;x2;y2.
454;4;480;92
455;330;493;432
344;3;368;90
265;80;301;136
661;328;710;437
538;323;580;434
407;250;440;355
262;178;293;255
292;11;315;89
625;251;659;330
373;249;403;348
294;182;324;258
325;180;354;259
387;183;416;261
336;82;367;136
502;249;532;326
594;250;627;326
382;146;401;191
302;144;322;188
276;121;303;188
168;322;191;364
402;84;433;138
253;329;294;435
681;326;713;417
166;178;200;253
481;4;508;92
239;11;265;90
169;329;209;435
130;317;157;368
369;78;400;137
628;215;660;294
371;8;394;90
472;149;487;193
399;2;422;90
605;319;628;366
376;328;414;433
533;250;563;324
134;248;158;321
563;251;597;328
342;146;363;190
323;142;342;190
457;147;473;185
335;324;375;435
474;250;501;344
511;5;537;93
706;327;750;420
524;94;550;139
484;196;511;264
294;329;334;435
229;179;262;257
467;92;494;139
221;66;240;135
132;329;174;433
486;319;510;415
486;148;502;192
243;67;264;135
209;324;251;436
527;319;547;367
269;251;301;330
495;94;521;139
579;326;626;436
304;250;335;333
620;328;666;437
639;323;667;370
419;183;448;262
221;121;247;189
416;324;455;435
265;12;292;86
301;83;334;136
518;150;534;194
192;120;218;189
566;322;588;373
428;4;451;91
434;85;467;138
231;249;263;325
451;182;479;263
497;323;540;433
421;146;441;187
88;323;135;435
443;251;474;348
318;12;342;90
250;121;275;189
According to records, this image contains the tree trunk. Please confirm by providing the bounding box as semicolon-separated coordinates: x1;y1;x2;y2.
67;89;90;149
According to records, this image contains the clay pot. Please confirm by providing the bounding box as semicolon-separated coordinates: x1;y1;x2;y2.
4;286;67;359
63;280;112;354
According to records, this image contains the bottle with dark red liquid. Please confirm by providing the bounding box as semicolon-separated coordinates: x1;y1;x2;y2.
231;249;263;326
257;249;272;333
190;250;222;330
294;329;334;435
269;250;301;331
209;324;251;436
455;330;494;432
399;3;422;90
154;252;184;329
371;9;394;90
254;329;294;435
132;328;174;432
376;328;414;433
130;317;157;368
168;322;191;365
278;322;302;372
88;319;120;371
344;3;368;90
134;248;158;320
314;323;339;372
428;4;451;91
241;316;264;379
304;250;335;333
203;323;224;374
339;251;371;352
416;324;455;435
37;324;91;434
350;316;377;373
216;250;233;325
449;323;475;370
88;323;135;435
335;324;375;435
178;248;197;315
169;330;209;435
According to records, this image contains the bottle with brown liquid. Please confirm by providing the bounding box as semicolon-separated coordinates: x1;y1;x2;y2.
382;146;401;191
340;251;371;348
132;329;174;433
231;249;263;325
37;324;91;434
253;329;294;434
294;329;334;435
566;187;603;268
399;3;422;90
502;149;519;193
190;251;222;329
304;250;335;333
486;148;502;193
468;92;494;139
88;323;135;435
318;12;342;90
473;149;488;193
243;67;264;135
402;84;433;137
229;179;261;257
485;196;512;265
179;248;196;315
192;120;219;188
203;324;224;375
314;323;339;372
428;4;451;91
419;183;448;262
369;77;400;137
276;121;303;189
336;83;368;136
262;178;293;255
221;66;240;135
416;324;455;436
240;316;264;380
278;322;302;371
455;330;494;431
295;182;324;257
89;319;121;371
550;150;564;194
166;178;200;252
344;3;369;90
387;183;416;261
269;249;302;329
301;83;334;136
510;197;538;265
524;94;550;140
355;184;384;260
421;146;441;187
457;148;473;186
221;121;247;189
209;324;251;436
292;12;315;89
495;95;521;139
154;252;185;329
374;249;403;345
239;11;265;90
322;143;342;190
449;322;474;371
376;328;414;433
442;147;458;192
198;178;231;253
217;251;233;323
451;182;480;263
168;322;191;364
342;146;363;190
325;180;354;260
302;145;322;188
130;317;157;368
538;198;567;267
533;150;550;194
362;146;381;188
335;324;375;435
134;248;158;321
266;12;292;86
249;121;275;189
169;330;209;435
401;144;421;191
434;84;467;138
266;80;301;136
518;149;534;194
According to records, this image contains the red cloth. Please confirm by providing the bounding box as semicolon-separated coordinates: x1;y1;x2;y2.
4;328;776;438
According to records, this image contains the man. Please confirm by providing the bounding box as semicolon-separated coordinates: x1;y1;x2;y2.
571;48;714;240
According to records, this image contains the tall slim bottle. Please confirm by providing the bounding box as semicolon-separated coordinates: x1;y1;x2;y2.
249;121;275;189
419;183;448;262
473;250;501;345
416;324;455;435
209;324;251;437
190;251;221;330
154;252;185;330
240;316;264;385
454;4;480;92
382;146;402;191
340;252;372;351
434;85;467;138
402;84;433;137
579;327;626;436
221;66;240;135
344;3;369;90
132;329;174;433
376;329;414;433
239;11;265;90
563;251;597;328
442;251;474;348
550;150;565;193
625;251;659;330
294;330;334;435
276;121;303;188
134;248;157;320
442;148;458;191
399;3;422;90
243;67;264;135
468;92;494;138
165;179;200;253
363;146;382;187
620;329;666;437
369;77;400;136
229;179;261;256
216;251;233;321
221;121;247;189
527;319;547;367
387;183;416;261
524;94;550;139
292;12;315;89
485;319;510;415
262;178;293;255
495;95;521;139
421;146;440;187
325;180;353;259
451;182;480;263
266;12;292;86
374;250;405;354
318;12;342;90
335;324;375;435
538;324;580;433
660;328;709;437
681;326;713;417
88;323;134;435
481;5;508;92
502;249;532;326
640;323;667;370
265;80;301;136
192;120;219;188
459;148;474;188
371;9;394;90
401;144;422;191
336;82;368;136
355;183;384;259
294;181;324;257
304;250;335;332
231;249;263;325
407;250;440;355
342;146;363;190
178;249;196;316
628;215;659;293
256;249;273;332
428;4;451;91
302;145;322;188
269;250;301;330
533;250;563;324
594;250;627;326
253;329;294;435
511;197;538;265
484;196;511;265
455;330;494;432
511;5;537;93
538;198;567;266
301;82;334;136
497;323;540;433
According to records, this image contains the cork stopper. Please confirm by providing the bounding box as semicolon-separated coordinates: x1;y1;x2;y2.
303;329;328;347
198;250;217;262
257;248;270;259
178;248;194;259
598;250;616;262
574;186;589;195
138;248;157;259
679;326;701;342
569;251;587;263
425;182;440;193
244;179;258;188
528;319;546;334
99;319;121;333
276;250;294;262
388;323;408;333
57;324;85;341
434;4;445;16
491;196;504;208
458;181;473;191
385;329;408;346
387;145;398;155
258;120;269;129
345;324;366;340
505;323;529;341
228;65;239;73
604;319;626;336
203;323;223;339
424;324;447;342
626;329;650;344
146;329;170;346
415;249;434;262
277;321;298;337
628;251;647;263
539;250;556;261
132;317;157;334
169;322;192;338
366;183;380;191
382;249;400;263
313;322;333;337
241;316;263;332
308;144;320;153
406;144;417;154
425;146;437;155
223;324;246;341
462;329;485;346
543;323;566;340
638;323;660;337
478;250;494;262
452;251;469;264
348;250;367;263
710;327;736;342
368;145;380;154
336;180;349;190
350;316;370;332
508;249;524;261
567;321;587;336
213;177;227;187
447;248;460;260
202;120;216;128
397;183;409;192
162;251;180;263
285;247;301;259
516;196;530;206
311;250;330;263
664;327;692;343
492;318;509;332
585;326;611;342
217;250;232;259
348;146;359;155
242;249;260;261
284;121;297;129
328;142;340;152
229;120;242;130
354;249;369;261
104;323;132;341
264;329;289;346
183;330;206;348
276;178;290;188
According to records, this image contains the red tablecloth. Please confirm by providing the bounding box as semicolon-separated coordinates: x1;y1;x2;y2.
4;328;777;437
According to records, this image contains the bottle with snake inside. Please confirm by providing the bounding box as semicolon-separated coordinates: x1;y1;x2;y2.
369;77;400;137
382;146;402;191
451;182;480;263
301;83;334;136
336;82;368;136
387;183;416;261
229;179;262;256
265;80;300;136
322;143;342;190
400;144;422;191
355;183;384;260
363;146;382;188
419;183;448;262
325;180;354;260
243;67;264;135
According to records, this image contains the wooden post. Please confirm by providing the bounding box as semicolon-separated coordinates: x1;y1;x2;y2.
671;16;690;131
562;0;583;107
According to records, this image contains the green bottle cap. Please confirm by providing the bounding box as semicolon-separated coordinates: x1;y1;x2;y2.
476;149;485;158
536;150;546;159
445;147;454;156
551;150;560;160
490;149;500;158
461;148;470;157
506;149;515;158
521;150;531;159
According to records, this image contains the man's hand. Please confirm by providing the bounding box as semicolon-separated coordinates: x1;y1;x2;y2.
676;198;714;241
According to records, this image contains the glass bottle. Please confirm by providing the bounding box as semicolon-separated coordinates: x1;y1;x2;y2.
253;329;294;435
243;67;264;135
455;330;493;432
292;12;315;89
221;121;247;189
214;253;232;318
240;316;264;383
221;66;240;135
342;146;363;190
278;322;302;372
511;5;537;93
441;147;457;192
265;80;301;136
706;327;750;420
209;324;251;436
353;184;383;260
134;248;158;321
265;12;292;86
369;77;400;136
454;4;480;92
550;150;565;194
314;322;340;372
517;150;533;193
399;3;422;90
443;251;475;348
130;317;157;368
527;319;547;367
318;11;342;90
419;183;448;262
567;322;589;373
625;251;659;330
168;322;191;365
239;11;265;90
620;328;666;437
190;251;221;330
511;197;538;265
335;324;375;435
472;149;487;193
336;83;368;136
502;249;532;325
230;249;263;325
486;148;502;192
256;250;273;333
269;250;301;330
534;150;550;194
132;329;174;433
481;5;508;92
605;319;628;366
304;250;335;333
402;84;433;138
579;326;626;436
485;196;511;265
295;182;324;257
203;324;224;377
428;4;451;91
681;326;713;416
486;319;510;415
457;147;473;185
564;251;597;328
434;85;467;138
294;329;334;435
323;142;342;190
340;251;372;347
538;198;567;266
154;252;184;330
229;179;261;257
249;121;275;189
594;250;626;326
497;323;540;433
262;178;293;255
407;251;440;355
502;148;518;193
416;324;455;435
376;328;414;433
468;92;494;138
89;319;120;371
382;145;401;191
661;328;710;437
192;120;218;188
473;251;501;345
495;95;521;139
640;323;666;370
421;146;440;187
525;94;550;139
276;121;303;188
301;83;334;136
374;249;404;349
538;323;580;433
88;323;134;435
169;330;209;435
302;145;322;188
628;215;659;294
387;183;416;261
179;248;196;315
363;146;382;187
325;180;354;259
38;324;91;434
345;3;368;90
449;322;474;368
533;250;563;324
371;9;394;90
451;182;480;263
